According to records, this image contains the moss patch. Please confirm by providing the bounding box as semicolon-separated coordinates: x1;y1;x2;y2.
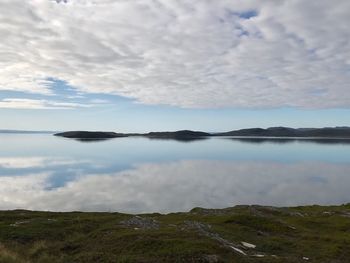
0;205;349;262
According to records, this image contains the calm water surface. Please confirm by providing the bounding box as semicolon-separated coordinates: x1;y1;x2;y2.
1;134;350;213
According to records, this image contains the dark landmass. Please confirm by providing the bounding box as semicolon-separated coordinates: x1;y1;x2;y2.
216;126;350;138
54;127;350;141
146;130;210;138
54;131;128;139
145;130;210;141
0;204;349;262
55;130;211;141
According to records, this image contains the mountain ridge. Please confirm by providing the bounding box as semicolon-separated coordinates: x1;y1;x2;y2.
215;126;350;137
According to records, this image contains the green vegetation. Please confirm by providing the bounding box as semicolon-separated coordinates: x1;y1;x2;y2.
0;204;350;262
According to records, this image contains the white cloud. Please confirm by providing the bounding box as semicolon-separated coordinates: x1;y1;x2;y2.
0;0;349;108
0;98;92;109
0;160;349;213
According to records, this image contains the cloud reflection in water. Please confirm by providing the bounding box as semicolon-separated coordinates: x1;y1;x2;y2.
1;159;349;213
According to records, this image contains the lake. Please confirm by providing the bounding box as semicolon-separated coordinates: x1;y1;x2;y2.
1;134;350;213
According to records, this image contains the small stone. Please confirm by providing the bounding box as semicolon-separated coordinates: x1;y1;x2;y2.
120;216;159;230
241;241;256;248
230;246;247;256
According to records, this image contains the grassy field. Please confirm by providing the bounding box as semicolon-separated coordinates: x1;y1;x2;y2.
0;204;350;262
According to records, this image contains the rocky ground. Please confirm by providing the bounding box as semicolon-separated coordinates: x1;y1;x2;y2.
0;204;350;262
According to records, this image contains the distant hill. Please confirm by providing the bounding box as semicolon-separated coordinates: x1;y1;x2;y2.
215;127;350;138
54;127;350;141
145;130;210;139
54;130;210;141
54;131;128;139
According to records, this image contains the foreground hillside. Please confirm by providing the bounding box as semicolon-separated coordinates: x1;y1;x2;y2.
0;204;350;262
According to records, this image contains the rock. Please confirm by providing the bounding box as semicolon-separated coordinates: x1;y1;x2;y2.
341;211;350;218
120;216;159;230
184;221;249;256
257;230;269;236
241;241;256;248
10;220;30;227
230;246;247;255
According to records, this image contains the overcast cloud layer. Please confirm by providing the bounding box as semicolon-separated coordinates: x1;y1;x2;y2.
1;0;350;109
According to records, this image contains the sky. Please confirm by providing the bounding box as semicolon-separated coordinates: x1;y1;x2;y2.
0;0;349;132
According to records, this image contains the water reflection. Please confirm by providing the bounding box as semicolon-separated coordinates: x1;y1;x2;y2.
65;136;209;143
145;137;209;143
0;157;85;169
1;135;350;213
1;157;350;213
226;137;350;145
60;135;350;144
73;138;116;142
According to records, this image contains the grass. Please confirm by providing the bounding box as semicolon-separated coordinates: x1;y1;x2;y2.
0;204;349;262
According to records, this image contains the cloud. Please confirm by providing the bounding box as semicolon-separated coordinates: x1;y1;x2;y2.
0;98;92;109
0;160;350;213
0;0;349;108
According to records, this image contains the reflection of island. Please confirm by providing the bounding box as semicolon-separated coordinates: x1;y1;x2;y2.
145;136;208;142
54;127;350;142
227;137;350;145
72;138;117;142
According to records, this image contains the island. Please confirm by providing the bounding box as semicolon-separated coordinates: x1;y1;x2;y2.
54;130;211;141
145;130;210;141
215;126;350;137
54;127;350;141
54;131;128;139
